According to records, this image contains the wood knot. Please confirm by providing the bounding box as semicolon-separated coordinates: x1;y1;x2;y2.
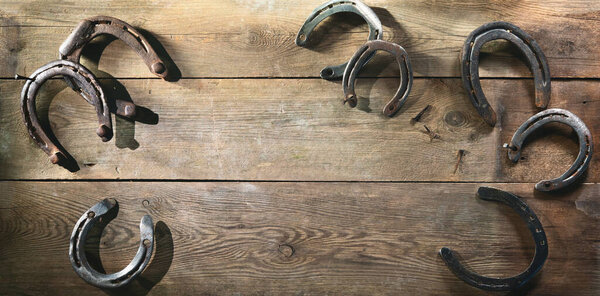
278;244;295;258
444;111;466;127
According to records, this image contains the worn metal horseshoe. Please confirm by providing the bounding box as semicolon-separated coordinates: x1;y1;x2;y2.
503;109;593;192
439;187;548;291
20;60;112;167
60;16;169;118
461;21;551;126
342;40;412;116
296;0;383;80
69;198;154;289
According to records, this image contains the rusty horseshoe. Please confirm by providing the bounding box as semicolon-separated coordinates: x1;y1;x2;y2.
70;198;154;288
461;21;551;126
20;60;112;168
503;109;593;192
342;40;413;117
60;16;169;118
440;187;548;291
296;0;383;80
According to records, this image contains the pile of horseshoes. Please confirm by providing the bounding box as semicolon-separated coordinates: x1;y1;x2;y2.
14;0;593;292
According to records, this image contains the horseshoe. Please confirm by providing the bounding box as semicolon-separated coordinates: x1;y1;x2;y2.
20;60;112;168
461;21;551;126
296;0;383;80
69;198;154;289
342;40;412;116
439;187;548;291
60;16;169;118
503;109;592;192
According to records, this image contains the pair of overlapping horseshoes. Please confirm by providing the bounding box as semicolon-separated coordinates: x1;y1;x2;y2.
296;0;413;117
20;16;170;168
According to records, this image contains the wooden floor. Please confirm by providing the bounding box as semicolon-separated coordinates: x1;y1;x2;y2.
0;1;598;295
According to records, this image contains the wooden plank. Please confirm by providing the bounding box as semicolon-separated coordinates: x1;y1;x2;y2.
0;78;598;181
0;0;599;78
0;181;597;295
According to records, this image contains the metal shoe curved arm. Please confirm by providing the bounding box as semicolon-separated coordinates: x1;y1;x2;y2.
296;0;383;80
439;187;548;291
20;60;112;167
60;16;169;118
461;21;551;126
69;198;154;289
503;109;593;192
342;40;413;117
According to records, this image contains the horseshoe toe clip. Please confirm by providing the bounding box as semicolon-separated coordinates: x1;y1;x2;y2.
69;198;154;289
504;109;593;191
296;0;383;80
343;40;412;116
461;21;551;126
440;187;548;291
20;60;112;168
60;16;169;118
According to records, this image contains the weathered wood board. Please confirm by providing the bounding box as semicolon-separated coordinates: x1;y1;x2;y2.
0;0;599;78
1;0;598;295
1;182;598;295
0;78;597;181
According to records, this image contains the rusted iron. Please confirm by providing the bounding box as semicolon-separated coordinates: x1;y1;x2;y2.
20;60;112;168
453;149;465;174
503;109;592;192
69;198;154;288
411;105;432;123
296;0;383;80
343;40;413;117
461;21;551;126
440;187;548;291
60;16;169;118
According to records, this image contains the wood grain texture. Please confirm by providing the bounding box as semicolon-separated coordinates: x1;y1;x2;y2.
0;182;597;295
1;78;598;181
1;1;599;295
0;0;599;78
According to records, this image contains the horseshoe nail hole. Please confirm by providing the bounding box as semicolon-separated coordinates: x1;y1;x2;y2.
142;199;150;207
388;105;395;111
87;211;95;219
298;34;306;43
541;240;546;246
543;182;551;188
143;239;151;247
321;68;334;77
